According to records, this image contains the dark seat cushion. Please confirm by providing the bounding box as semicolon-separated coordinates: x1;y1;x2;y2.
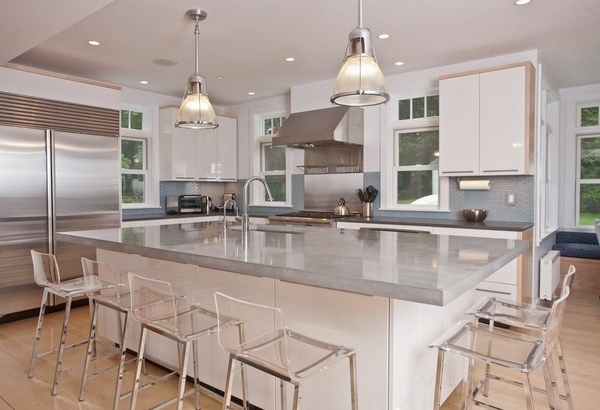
555;231;599;245
552;242;600;260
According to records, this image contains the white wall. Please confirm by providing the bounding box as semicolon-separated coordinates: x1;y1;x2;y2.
0;66;121;109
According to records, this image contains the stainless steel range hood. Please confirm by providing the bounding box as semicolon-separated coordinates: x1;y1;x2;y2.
272;106;363;148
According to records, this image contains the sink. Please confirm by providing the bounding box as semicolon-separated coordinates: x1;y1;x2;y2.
229;224;323;234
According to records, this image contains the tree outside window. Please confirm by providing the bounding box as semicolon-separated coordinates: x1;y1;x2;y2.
394;129;440;206
121;138;147;204
258;114;287;203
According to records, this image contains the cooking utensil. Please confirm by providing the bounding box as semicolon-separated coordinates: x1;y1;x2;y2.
365;185;378;203
334;197;350;215
462;209;488;222
356;189;366;203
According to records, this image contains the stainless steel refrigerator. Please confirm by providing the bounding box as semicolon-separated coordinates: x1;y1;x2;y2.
0;125;120;317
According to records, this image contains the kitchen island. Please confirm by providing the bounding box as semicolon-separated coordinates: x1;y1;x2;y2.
57;221;529;409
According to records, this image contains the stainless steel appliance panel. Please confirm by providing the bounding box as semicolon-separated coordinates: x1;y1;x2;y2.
53;132;120;280
304;173;363;212
0;126;47;315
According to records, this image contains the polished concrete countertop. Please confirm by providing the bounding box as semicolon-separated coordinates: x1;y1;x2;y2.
57;222;529;306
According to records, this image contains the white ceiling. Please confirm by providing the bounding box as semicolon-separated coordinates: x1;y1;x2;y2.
2;0;600;106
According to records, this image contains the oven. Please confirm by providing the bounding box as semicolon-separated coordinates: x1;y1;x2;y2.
268;210;358;227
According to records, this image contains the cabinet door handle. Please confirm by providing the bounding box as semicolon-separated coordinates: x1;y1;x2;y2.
482;169;519;173
475;287;512;296
175;176;195;180
442;170;475;174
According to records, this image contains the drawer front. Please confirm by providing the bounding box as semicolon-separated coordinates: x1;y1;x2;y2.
475;282;517;302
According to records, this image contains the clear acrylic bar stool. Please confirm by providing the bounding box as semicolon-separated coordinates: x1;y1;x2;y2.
429;286;571;410
465;265;576;410
78;258;146;409
127;272;236;410
214;291;359;410
28;249;110;395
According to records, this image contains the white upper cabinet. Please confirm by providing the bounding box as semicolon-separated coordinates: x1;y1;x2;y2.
439;62;535;176
159;107;237;181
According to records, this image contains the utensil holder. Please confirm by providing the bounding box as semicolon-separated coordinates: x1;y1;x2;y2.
362;202;373;218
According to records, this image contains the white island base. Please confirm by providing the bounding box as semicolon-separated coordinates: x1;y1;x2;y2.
96;248;476;410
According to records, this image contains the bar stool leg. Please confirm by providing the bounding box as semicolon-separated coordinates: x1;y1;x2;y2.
432;349;445;410
176;341;190;410
279;379;286;410
292;382;301;410
521;372;535;410
113;310;129;410
79;298;100;400
349;352;358;410
28;288;50;378
223;354;236;410
130;326;148;410
191;338;200;410
544;356;562;410
555;339;574;410
52;296;73;395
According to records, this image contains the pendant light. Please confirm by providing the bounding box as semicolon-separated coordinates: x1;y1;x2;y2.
175;9;218;129
330;0;389;107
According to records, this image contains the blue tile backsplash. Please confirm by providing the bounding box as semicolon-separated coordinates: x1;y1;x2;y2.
123;173;533;222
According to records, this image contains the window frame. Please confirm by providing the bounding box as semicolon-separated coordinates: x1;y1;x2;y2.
560;89;600;230
575;134;600;226
381;89;449;212
121;136;149;206
252;110;292;207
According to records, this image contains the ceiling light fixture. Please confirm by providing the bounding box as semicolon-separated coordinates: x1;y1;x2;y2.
88;40;100;46
330;0;389;107
175;9;217;129
285;57;295;62
514;0;531;5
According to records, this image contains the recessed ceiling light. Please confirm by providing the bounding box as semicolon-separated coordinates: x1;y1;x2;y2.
285;57;295;62
248;92;256;96
216;75;225;80
139;80;148;85
378;34;390;39
515;0;531;5
394;61;405;66
88;40;100;46
152;58;178;67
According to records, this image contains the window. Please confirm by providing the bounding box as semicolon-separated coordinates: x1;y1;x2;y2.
121;109;144;130
382;89;448;211
577;135;600;225
254;112;290;205
394;129;440;205
579;103;600;127
398;95;439;120
121;137;148;204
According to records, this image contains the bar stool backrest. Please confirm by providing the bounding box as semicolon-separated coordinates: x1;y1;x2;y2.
31;249;60;286
81;257;125;303
544;285;570;355
561;265;576;296
214;292;290;375
128;272;179;335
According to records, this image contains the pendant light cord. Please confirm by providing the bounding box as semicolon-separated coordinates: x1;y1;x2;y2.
358;0;363;28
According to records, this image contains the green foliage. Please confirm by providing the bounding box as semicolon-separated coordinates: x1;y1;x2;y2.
581;106;599;127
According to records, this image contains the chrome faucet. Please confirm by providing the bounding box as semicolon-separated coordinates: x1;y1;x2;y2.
242;176;273;232
221;199;237;232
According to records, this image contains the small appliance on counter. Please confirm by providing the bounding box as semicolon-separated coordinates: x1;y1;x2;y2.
165;196;179;214
178;195;204;214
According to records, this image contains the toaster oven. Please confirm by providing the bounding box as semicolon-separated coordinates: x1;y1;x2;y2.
178;195;207;214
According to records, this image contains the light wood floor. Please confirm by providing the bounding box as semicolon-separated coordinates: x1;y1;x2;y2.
0;290;598;409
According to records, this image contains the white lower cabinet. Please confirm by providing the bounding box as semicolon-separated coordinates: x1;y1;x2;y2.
432;227;520;302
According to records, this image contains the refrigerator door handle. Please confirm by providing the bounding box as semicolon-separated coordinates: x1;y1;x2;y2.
46;130;55;254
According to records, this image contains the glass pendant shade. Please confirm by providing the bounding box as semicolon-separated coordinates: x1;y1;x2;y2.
330;1;389;107
176;74;218;129
331;53;389;106
175;9;218;130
